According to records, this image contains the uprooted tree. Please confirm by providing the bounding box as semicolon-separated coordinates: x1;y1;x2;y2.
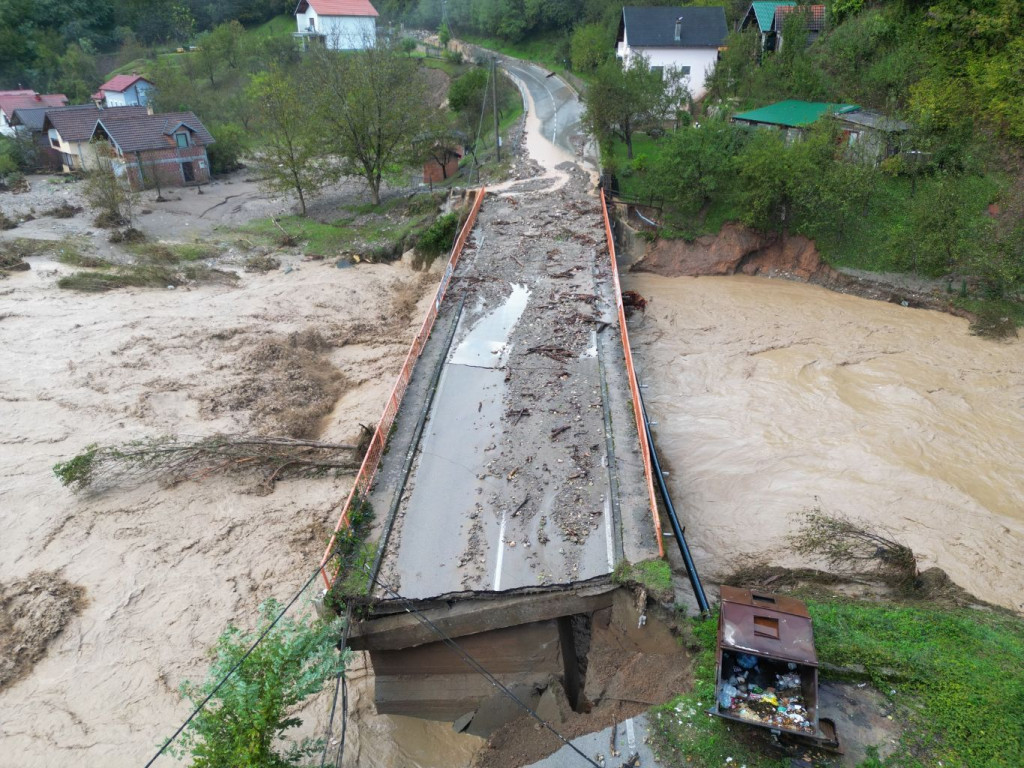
791;506;918;590
52;434;363;494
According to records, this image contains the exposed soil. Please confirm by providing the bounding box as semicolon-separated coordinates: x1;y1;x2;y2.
474;591;692;768
0;572;86;692
629;220;971;318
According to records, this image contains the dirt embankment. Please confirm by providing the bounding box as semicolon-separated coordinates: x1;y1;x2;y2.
631;222;967;316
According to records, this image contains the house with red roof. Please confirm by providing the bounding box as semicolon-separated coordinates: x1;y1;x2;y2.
95;74;155;108
0;90;68;137
294;0;378;50
91;110;214;189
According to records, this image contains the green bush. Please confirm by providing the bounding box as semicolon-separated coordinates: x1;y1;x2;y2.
416;211;460;258
207;122;247;175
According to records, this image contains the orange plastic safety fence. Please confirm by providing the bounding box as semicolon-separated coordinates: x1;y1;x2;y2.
600;190;664;557
319;189;487;587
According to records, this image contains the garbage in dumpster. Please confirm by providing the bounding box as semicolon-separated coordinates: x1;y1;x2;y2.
710;587;842;752
717;650;815;734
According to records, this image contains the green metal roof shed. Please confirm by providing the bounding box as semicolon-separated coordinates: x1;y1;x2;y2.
732;100;860;128
744;1;796;33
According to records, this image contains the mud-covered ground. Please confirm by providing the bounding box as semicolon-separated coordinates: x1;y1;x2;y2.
0;189;438;766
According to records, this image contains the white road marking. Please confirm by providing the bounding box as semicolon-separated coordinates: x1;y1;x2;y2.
604;492;615;572
493;511;508;591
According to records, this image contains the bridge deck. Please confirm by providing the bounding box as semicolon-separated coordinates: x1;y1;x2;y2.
366;175;657;602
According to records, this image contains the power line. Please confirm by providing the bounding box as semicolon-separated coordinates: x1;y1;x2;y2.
320;606;354;768
142;564;335;768
363;567;602;768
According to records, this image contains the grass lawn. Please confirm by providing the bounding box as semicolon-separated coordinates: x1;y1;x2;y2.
650;597;1024;767
230;196;442;258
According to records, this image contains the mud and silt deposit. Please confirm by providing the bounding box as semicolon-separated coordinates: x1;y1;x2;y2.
0;246;439;766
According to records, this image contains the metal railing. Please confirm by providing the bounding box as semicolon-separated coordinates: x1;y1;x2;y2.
318;188;487;587
600;188;664;557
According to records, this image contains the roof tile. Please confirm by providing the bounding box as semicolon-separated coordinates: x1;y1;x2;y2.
621;6;728;48
0;91;68;120
95;112;214;153
298;0;379;17
99;74;152;93
44;105;149;143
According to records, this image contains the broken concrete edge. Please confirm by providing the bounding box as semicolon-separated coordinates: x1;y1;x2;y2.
347;577;620;651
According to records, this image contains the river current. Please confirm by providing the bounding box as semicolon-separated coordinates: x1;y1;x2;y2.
624;273;1024;612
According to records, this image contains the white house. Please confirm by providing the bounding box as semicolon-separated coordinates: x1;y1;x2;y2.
94;74;155;108
294;0;378;51
616;6;728;101
0;90;67;137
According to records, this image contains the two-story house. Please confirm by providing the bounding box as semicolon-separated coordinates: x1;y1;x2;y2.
294;0;378;50
616;6;729;101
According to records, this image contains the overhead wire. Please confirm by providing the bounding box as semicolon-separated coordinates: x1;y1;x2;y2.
363;566;602;768
142;563;338;768
319;605;355;768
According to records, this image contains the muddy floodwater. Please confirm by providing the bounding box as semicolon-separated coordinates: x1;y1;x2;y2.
624;273;1024;612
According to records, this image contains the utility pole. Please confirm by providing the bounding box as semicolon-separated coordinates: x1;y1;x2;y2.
492;57;500;162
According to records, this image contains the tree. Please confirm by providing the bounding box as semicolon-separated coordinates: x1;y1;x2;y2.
897;172;990;276
83;153;138;228
735;129;805;235
173;600;347;768
315;41;437;205
570;23;609;73
650;119;744;217
205;20;245;70
248;69;331;216
438;20;451;49
207;123;247;175
582;55;685;160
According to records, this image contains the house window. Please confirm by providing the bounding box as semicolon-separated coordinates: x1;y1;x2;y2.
680;65;691;76
650;65;664;80
51;135;60;148
175;133;190;148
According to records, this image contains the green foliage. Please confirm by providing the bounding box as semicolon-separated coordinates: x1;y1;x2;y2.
570;23;609;73
53;444;100;490
652;597;1024;767
400;37;417;55
313;40;438;205
612;558;673;598
173;599;348;768
206;123;247;175
895;172;995;277
650;120;745;217
583;55;686;160
417;211;460;258
448;67;489;115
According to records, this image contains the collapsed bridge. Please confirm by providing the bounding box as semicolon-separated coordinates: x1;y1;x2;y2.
318;175;677;734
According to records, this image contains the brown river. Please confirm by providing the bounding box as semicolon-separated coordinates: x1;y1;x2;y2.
623;273;1024;613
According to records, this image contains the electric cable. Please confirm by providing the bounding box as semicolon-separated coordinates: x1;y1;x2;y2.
363;566;602;768
319;605;353;768
473;60;492;181
142;563;333;768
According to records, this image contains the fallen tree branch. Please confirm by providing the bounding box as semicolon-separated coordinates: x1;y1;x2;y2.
53;434;362;494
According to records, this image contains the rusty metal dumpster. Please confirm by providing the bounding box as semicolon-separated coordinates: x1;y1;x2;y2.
710;586;840;751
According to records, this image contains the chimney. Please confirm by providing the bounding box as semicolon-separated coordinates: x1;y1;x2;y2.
146;104;154;116
674;16;682;42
